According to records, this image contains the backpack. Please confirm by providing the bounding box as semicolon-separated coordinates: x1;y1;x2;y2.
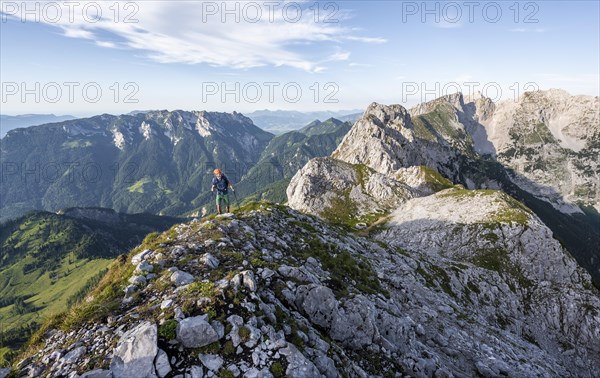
215;175;229;193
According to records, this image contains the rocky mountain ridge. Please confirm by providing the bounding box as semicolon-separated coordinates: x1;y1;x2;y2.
10;202;600;377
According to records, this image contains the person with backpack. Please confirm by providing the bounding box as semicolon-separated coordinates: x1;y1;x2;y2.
211;168;235;214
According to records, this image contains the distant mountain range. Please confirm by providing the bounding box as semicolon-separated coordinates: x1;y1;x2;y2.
244;109;362;134
0;111;351;222
0;110;272;221
0;114;76;138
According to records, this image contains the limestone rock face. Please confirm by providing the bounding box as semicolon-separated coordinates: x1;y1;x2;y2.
332;91;599;213
292;90;600;283
377;187;600;357
410;90;600;213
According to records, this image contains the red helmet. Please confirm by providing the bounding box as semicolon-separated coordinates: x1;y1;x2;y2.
213;169;222;175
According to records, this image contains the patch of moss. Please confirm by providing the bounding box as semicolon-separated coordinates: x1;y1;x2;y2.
290;220;317;233
238;326;251;343
429;264;454;298
185;281;218;298
235;201;289;215
496;314;511;329
353;163;371;190
158;319;178;341
289;326;305;351
440;189;532;225
411;116;437;141
438;188;497;199
196;341;221;354
222;340;235;356
481;232;500;243
357;348;402;376
415;265;435;289
219;370;235;378
470;248;534;291
519;122;557;145
270;361;285;378
523;332;539;347
320;188;358;226
466;280;481;295
250;255;279;271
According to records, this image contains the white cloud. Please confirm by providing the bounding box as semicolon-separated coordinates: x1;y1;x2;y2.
5;1;385;72
345;36;388;44
60;27;94;39
509;28;547;33
96;40;117;48
329;51;351;61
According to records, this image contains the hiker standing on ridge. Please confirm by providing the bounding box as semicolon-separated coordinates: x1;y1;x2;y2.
211;169;234;214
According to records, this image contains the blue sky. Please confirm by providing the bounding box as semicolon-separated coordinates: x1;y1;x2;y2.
1;0;598;116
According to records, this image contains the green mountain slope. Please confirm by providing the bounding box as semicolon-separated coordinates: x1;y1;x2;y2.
0;208;182;364
299;117;347;136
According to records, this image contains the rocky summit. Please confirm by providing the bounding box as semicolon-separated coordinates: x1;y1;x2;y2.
12;200;600;378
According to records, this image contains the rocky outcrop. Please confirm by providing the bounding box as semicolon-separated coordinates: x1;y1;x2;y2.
378;187;600;356
332;102;468;180
176;315;220;348
286;157;414;224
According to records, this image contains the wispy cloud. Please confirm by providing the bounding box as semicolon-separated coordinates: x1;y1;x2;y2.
328;51;351;61
509;28;547;33
95;40;117;48
345;36;388;44
3;1;385;72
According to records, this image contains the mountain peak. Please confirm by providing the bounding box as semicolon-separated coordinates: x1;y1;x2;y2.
363;102;410;126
